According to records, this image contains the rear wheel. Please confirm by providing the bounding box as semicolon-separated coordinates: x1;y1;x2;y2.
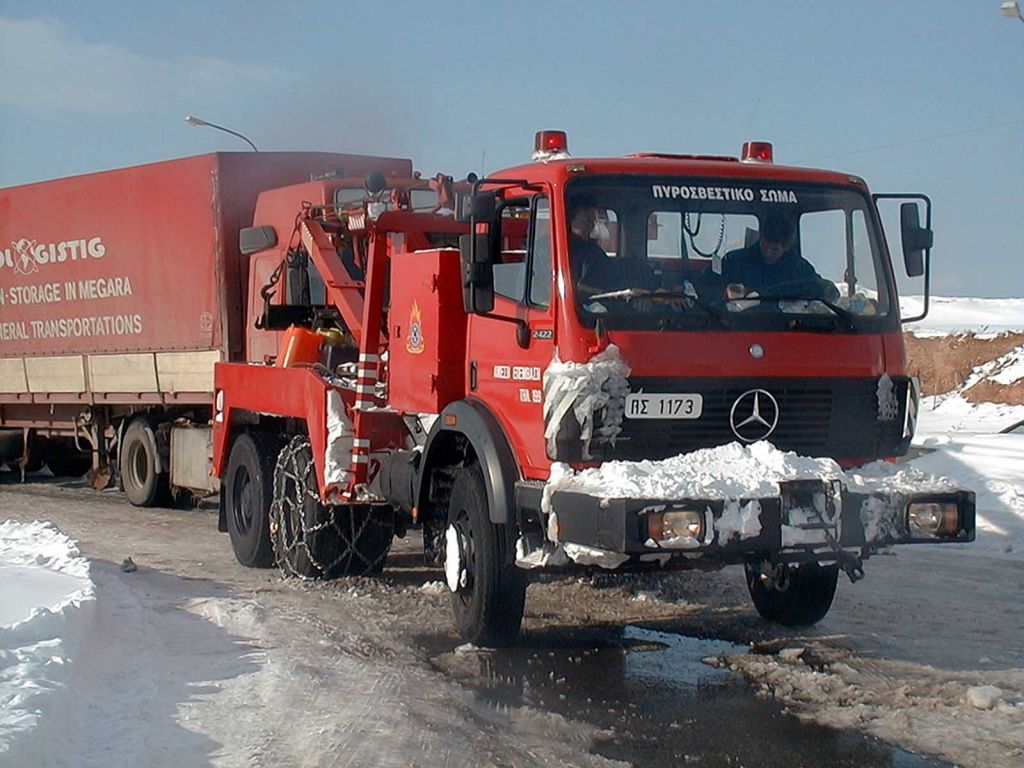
270;434;393;579
120;419;166;507
745;560;839;627
224;432;278;568
446;463;526;647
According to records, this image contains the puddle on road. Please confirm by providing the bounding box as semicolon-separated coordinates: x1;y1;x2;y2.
421;625;948;768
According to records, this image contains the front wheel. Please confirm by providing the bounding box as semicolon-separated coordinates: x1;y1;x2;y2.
745;560;839;627
446;463;526;647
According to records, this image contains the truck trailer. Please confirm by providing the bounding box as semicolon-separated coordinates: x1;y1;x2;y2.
1;136;975;645
0;151;410;500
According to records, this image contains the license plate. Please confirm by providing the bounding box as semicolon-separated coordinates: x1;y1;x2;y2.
624;393;703;420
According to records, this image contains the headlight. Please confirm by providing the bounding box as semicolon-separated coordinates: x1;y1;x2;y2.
647;508;706;545
906;501;959;538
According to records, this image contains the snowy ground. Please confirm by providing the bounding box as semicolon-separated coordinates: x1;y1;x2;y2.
900;295;1023;337
2;296;1022;767
0;521;95;761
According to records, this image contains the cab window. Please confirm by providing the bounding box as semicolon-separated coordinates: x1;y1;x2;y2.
494;196;551;308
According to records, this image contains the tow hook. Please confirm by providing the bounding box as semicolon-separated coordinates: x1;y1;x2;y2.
754;561;791;592
839;551;865;583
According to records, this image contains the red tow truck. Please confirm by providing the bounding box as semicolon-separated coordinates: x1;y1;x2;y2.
0;136;974;645
210;132;973;645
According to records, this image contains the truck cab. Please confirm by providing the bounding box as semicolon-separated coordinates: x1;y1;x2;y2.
456;137;921;478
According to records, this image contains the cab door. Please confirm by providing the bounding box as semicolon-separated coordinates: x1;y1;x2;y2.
466;195;555;476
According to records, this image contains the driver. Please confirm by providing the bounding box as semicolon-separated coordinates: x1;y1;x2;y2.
568;195;619;296
722;212;838;301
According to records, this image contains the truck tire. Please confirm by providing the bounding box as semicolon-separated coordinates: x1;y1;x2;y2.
120;419;166;507
270;434;393;579
745;560;839;627
224;432;278;568
446;463;526;646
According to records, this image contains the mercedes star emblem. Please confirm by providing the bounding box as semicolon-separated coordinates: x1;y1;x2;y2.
729;389;780;442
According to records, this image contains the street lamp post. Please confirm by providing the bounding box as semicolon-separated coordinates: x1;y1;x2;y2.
1002;1;1024;24
184;115;259;152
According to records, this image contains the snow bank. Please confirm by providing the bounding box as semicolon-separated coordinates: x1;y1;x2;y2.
989;345;1024;385
908;434;1024;555
901;295;1024;337
0;521;95;758
909;396;1024;554
915;392;1024;441
727;649;1024;768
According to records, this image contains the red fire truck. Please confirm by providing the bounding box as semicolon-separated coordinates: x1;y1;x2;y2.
210;132;973;645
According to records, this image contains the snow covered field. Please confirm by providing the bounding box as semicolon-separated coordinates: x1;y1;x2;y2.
2;295;1022;766
901;295;1023;337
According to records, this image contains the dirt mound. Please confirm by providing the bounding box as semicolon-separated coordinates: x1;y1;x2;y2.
904;332;1024;403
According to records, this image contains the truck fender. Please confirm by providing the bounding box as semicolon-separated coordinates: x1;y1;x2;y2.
123;414;164;475
417;398;519;525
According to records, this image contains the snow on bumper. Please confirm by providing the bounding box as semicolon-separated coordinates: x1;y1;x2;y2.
523;442;977;569
545;479;975;565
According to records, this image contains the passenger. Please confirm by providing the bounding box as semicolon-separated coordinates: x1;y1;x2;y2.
722;213;838;301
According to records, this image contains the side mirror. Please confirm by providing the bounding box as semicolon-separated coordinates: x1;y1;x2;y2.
899;203;931;278
460;234;495;313
239;226;277;255
457;191;499;313
456;191;497;223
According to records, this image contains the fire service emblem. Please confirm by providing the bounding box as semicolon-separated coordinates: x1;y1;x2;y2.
406;301;424;355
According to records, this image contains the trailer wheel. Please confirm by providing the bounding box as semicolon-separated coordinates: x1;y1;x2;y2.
745;560;839;627
445;463;526;647
270;434;393;579
224;432;278;568
120;419;166;507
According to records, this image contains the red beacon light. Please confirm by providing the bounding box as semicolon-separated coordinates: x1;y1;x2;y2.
741;141;774;163
532;130;571;161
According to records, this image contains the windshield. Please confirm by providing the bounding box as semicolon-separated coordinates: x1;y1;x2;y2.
566;176;895;332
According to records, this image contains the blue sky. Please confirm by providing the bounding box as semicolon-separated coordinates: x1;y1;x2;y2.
1;1;1021;297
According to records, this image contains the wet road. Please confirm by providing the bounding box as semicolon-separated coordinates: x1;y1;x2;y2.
422;625;947;768
0;472;993;766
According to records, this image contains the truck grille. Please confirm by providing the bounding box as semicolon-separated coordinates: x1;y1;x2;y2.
584;377;909;462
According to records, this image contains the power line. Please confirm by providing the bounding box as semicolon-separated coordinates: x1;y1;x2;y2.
795;120;1023;164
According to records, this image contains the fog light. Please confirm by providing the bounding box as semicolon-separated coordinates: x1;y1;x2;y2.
648;509;705;544
906;502;959;538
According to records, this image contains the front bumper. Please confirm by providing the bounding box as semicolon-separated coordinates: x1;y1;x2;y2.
547;479;975;565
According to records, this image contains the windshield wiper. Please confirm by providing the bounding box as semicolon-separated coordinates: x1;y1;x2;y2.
586;288;647;301
725;294;856;330
586;288;728;327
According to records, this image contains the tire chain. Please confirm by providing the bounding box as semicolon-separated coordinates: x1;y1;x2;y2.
270;435;392;579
